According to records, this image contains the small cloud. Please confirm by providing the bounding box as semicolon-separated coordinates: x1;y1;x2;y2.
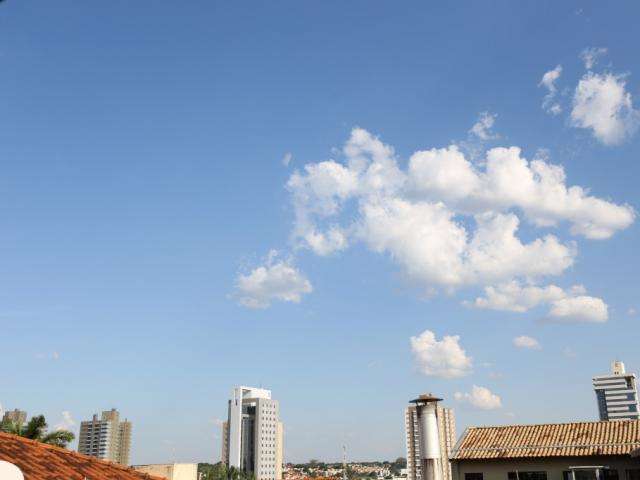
469;112;498;140
488;371;504;380
539;65;563;115
55;411;76;431
282;152;293;167
580;47;608;70
628;307;637;316
210;418;225;427
571;72;639;146
233;250;313;309
410;330;473;379
454;385;502;410
35;352;60;361
563;347;577;358
504;411;516;418
548;296;608;323
513;335;542;350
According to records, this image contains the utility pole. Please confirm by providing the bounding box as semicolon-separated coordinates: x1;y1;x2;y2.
342;445;348;480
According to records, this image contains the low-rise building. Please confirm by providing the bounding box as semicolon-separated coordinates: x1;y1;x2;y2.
132;463;198;480
450;420;640;480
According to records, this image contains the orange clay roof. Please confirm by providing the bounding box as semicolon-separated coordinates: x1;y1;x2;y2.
452;420;640;460
0;431;165;480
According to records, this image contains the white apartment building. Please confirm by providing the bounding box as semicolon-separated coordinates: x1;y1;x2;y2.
593;361;640;421
77;409;132;465
405;394;456;480
221;386;283;480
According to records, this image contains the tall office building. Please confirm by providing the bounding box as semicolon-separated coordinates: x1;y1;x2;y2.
593;361;640;421
78;409;132;465
2;409;27;426
221;386;283;480
405;394;456;480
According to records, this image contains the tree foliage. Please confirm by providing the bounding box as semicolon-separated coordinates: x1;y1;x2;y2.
0;415;75;448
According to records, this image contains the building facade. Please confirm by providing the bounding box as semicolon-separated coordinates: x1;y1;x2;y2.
593;361;640;421
77;409;132;465
132;463;198;480
2;409;27;426
405;394;456;480
222;386;283;480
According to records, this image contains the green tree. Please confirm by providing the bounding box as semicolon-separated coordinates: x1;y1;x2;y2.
0;415;75;448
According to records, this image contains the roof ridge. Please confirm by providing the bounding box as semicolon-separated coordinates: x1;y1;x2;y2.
466;419;640;430
0;432;163;479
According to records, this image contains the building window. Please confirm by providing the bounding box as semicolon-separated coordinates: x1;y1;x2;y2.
465;474;483;480
508;472;547;480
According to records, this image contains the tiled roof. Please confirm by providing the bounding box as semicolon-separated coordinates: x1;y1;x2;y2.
452;420;640;460
0;432;165;480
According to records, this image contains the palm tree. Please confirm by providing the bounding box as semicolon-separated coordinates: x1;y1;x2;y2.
1;415;75;448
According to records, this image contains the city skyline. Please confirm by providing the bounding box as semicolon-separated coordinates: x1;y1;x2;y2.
0;0;639;466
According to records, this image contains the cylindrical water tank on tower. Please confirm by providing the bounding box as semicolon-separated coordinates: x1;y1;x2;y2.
410;394;444;480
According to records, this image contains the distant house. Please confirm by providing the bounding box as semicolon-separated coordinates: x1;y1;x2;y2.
132;463;198;480
0;431;163;480
450;420;640;480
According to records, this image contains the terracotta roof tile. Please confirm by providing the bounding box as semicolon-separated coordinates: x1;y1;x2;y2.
0;432;166;480
452;420;640;460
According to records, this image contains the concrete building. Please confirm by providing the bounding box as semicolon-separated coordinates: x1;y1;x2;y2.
2;410;27;426
593;361;640;421
78;409;132;466
405;394;456;480
450;420;640;480
132;463;197;480
222;386;284;480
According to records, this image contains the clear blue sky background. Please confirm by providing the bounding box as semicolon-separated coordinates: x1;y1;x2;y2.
0;0;639;465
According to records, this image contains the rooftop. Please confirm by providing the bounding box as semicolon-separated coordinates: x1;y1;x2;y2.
0;431;164;480
452;420;640;460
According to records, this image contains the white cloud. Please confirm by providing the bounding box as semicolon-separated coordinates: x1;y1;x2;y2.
548;295;608;323
234;251;312;309
282;152;293;167
274;127;631;305
210;418;225;427
454;385;502;410
410;330;472;379
473;282;566;312
473;282;608;323
563;347;577;358
408;145;634;240
628;307;637;316
539;65;563;115
580;47;608;70
571;72;639;145
469;112;498;140
513;335;542;350
303;226;348;256
55;411;75;431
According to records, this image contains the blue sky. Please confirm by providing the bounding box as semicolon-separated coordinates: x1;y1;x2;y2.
1;0;639;466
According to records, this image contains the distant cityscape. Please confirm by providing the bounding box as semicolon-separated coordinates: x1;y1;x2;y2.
1;360;638;480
